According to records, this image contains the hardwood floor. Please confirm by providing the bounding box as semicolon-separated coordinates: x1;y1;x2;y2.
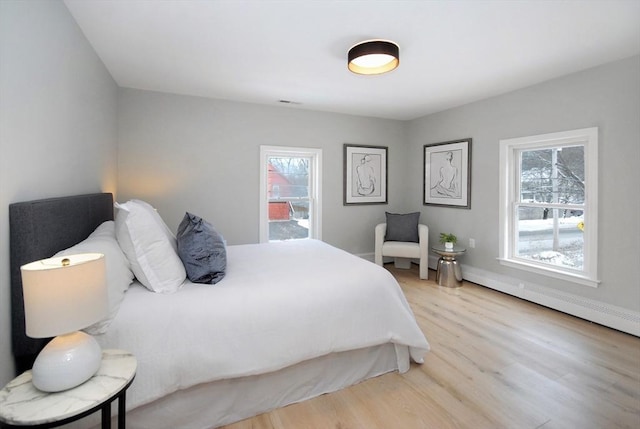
222;264;640;429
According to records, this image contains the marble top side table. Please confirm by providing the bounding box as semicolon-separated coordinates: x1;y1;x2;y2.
0;349;136;429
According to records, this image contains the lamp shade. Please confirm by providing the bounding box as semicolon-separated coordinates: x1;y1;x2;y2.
21;253;107;338
348;40;399;75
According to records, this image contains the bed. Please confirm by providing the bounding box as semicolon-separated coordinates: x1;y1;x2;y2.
9;193;429;428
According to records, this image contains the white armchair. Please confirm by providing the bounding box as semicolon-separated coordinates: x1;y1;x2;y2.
375;223;429;280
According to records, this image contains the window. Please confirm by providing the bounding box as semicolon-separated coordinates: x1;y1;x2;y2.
259;146;322;243
499;128;599;287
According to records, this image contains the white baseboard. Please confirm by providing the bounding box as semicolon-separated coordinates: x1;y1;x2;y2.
357;251;639;336
427;255;640;337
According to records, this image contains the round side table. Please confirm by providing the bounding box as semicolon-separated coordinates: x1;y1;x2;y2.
432;245;466;288
0;349;136;429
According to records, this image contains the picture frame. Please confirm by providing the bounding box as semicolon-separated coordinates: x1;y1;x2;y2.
343;144;388;205
423;138;472;209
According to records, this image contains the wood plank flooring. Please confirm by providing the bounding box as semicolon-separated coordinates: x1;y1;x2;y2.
222;264;640;429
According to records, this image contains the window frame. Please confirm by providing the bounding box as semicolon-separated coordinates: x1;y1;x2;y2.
259;145;322;243
498;127;599;287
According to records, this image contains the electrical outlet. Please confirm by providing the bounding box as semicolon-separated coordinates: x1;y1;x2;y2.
469;238;475;248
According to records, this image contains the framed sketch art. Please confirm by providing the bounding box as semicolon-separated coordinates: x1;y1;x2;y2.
344;144;388;205
423;138;472;209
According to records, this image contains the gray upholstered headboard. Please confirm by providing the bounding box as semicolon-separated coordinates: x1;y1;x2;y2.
9;193;114;374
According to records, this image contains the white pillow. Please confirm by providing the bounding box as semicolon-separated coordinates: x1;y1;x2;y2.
115;199;186;293
55;221;134;335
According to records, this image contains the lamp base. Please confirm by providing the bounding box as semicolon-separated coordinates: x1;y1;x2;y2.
32;331;102;392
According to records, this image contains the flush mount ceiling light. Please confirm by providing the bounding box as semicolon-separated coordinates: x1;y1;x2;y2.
348;39;399;75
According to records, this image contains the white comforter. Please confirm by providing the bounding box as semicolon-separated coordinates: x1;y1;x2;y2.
96;239;429;409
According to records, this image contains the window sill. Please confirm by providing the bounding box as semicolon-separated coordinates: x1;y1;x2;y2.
498;258;600;288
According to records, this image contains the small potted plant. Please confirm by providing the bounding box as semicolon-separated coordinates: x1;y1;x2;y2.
439;232;457;250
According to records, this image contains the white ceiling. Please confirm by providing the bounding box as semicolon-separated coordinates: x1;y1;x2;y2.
64;0;640;121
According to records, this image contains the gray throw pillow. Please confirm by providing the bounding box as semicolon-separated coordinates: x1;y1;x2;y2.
385;212;420;242
177;212;226;284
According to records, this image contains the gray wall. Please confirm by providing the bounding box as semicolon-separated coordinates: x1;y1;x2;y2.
406;55;640;312
0;0;118;385
116;88;408;254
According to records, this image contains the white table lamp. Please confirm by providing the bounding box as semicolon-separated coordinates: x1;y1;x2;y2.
21;253;107;392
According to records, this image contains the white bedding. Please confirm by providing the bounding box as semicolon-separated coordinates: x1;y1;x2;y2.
95;239;429;412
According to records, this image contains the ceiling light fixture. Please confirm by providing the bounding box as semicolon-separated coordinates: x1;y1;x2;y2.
348;39;399;75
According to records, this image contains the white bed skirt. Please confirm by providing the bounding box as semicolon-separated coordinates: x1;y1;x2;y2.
79;343;401;429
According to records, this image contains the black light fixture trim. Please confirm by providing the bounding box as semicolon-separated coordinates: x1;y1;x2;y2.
348;39;400;75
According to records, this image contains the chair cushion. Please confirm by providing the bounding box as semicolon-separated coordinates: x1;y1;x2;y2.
385;212;420;242
382;241;421;258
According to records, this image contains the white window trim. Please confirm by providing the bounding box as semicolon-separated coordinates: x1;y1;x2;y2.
259;145;322;243
498;127;599;287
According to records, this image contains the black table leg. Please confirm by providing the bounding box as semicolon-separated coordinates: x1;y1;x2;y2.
118;390;126;429
101;402;111;429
